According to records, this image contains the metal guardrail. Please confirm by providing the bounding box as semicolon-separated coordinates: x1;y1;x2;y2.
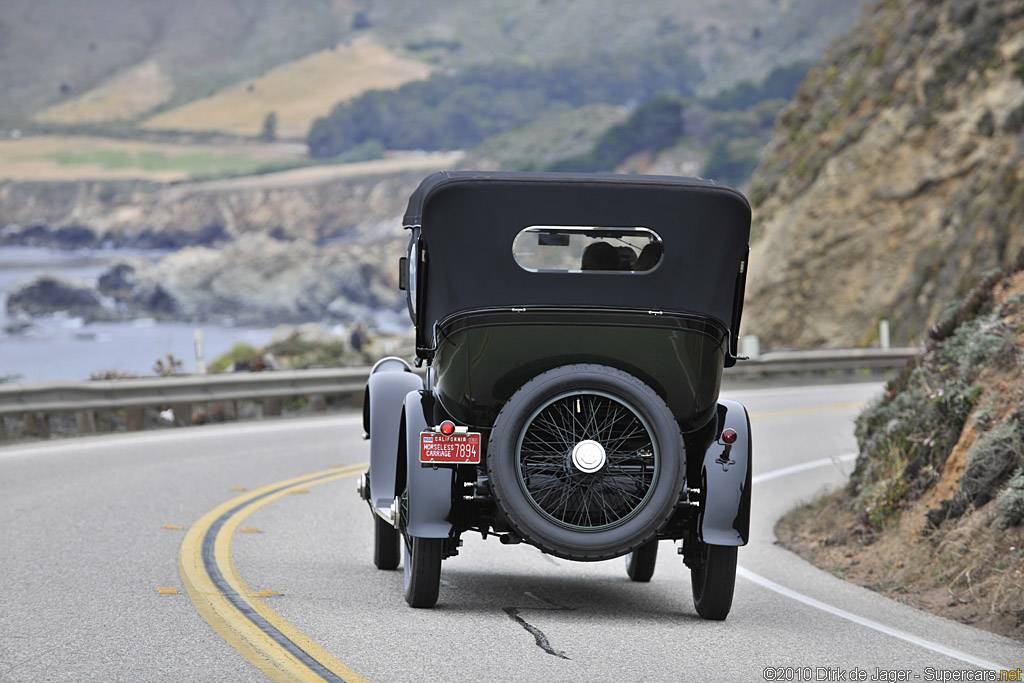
0;367;372;415
0;348;922;417
723;347;922;377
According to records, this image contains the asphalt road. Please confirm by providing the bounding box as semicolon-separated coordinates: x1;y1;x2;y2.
1;381;1020;682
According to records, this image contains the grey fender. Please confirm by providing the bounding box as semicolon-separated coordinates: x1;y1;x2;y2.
367;358;423;513
697;399;752;546
403;390;455;538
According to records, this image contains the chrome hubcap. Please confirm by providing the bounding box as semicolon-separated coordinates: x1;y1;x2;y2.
571;439;607;473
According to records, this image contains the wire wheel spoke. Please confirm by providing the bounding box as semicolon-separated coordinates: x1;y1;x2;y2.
516;391;659;531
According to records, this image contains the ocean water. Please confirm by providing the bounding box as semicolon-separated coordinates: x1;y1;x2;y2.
0;247;276;383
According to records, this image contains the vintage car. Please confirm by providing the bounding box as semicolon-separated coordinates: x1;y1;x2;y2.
357;171;752;619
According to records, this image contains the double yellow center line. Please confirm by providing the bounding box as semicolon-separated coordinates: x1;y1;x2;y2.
179;464;370;683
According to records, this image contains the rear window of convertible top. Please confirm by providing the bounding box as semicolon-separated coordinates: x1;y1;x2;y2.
512;226;663;273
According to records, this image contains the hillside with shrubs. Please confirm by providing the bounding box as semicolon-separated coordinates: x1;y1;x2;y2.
779;251;1024;640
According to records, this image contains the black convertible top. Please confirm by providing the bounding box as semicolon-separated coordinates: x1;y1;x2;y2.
403;171;751;360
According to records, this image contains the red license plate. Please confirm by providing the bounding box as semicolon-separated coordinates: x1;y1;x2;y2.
420;432;481;464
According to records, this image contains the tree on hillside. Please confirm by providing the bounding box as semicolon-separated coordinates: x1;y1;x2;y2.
704;61;812;111
547;96;685;172
260;112;278;142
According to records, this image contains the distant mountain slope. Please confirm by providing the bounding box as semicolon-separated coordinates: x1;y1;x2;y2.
0;0;862;132
362;0;862;96
32;60;175;125
0;0;357;124
744;0;1024;349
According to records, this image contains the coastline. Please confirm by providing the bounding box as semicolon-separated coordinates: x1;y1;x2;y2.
0;245;275;382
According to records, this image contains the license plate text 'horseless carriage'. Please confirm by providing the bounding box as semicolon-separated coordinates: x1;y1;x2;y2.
357;171;752;620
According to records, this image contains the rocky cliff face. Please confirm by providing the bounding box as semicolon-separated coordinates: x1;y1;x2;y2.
0;170;424;248
5;234;409;326
141;234;406;324
0;169;425;324
743;0;1024;349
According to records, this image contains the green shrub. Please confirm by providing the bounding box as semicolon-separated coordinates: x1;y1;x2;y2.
702;137;764;187
265;333;348;369
703;61;812;111
932;315;1019;382
852;372;981;524
928;420;1024;528
546;96;684;172
152;354;184;376
210;343;257;373
89;369;138;380
850;311;1019;526
995;470;1024;529
851;248;1024;532
972;399;994;431
929;269;1003;342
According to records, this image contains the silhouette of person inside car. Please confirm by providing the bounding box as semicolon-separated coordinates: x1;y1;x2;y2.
636;242;664;271
581;241;621;270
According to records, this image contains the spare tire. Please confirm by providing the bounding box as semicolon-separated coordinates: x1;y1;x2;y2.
487;364;684;561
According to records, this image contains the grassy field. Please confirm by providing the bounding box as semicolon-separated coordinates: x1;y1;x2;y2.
0;135;462;185
142;37;430;139
0;136;311;182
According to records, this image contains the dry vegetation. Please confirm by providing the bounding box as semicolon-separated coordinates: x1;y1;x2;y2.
142;37;431;138
778;266;1024;641
34;61;176;125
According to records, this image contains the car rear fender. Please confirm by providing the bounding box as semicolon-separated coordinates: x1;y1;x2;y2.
697;399;751;546
404;390;455;539
367;358;423;513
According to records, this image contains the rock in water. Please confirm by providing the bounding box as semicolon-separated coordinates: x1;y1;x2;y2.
5;275;106;318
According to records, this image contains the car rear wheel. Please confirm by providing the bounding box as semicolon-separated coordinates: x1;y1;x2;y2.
488;364;684;561
399;490;442;608
403;535;442;608
689;542;737;620
373;513;400;570
624;539;659;582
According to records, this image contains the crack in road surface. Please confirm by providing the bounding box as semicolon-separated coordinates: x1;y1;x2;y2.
502;607;571;660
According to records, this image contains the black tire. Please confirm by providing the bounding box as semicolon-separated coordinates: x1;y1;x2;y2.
373;513;400;570
403;534;442;608
487;364;684;561
625;539;659;582
690;542;737;620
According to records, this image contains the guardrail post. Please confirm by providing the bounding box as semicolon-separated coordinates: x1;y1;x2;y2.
25;412;50;438
216;401;237;420
171;403;192;427
309;394;327;412
75;410;97;435
263;398;282;417
879;319;891;350
740;335;760;360
193;329;207;375
125;408;145;432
